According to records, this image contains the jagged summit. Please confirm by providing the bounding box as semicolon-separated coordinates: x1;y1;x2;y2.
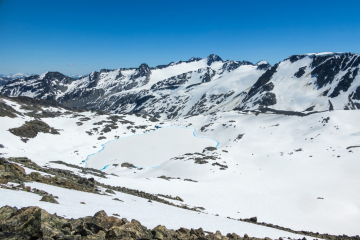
206;54;223;66
138;63;151;73
132;63;151;79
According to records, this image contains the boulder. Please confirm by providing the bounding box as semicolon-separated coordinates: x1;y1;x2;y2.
203;146;217;153
40;195;59;204
152;225;174;239
105;189;115;194
106;220;151;240
249;216;257;223
90;210;126;231
121;162;136;168
226;233;242;239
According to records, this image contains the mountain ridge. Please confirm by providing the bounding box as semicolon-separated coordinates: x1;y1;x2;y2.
1;52;360;118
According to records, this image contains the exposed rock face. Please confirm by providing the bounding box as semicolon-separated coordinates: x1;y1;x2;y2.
0;158;27;184
206;54;223;66
294;67;306;78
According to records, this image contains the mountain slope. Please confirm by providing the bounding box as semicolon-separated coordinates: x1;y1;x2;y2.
238;52;360;111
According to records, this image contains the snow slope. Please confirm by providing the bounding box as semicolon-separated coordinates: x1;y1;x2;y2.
0;181;315;239
1;78;360;236
240;52;360;111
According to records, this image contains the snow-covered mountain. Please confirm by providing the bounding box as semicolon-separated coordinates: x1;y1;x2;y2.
238;52;360;112
0;73;34;88
0;73;33;79
1;52;360;119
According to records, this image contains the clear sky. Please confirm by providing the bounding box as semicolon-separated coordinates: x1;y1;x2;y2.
1;0;360;75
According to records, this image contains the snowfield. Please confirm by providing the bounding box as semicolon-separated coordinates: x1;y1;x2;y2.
0;182;315;239
94;111;360;236
1;88;360;236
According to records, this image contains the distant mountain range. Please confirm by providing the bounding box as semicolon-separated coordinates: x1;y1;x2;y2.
0;73;33;79
1;52;359;118
0;74;32;87
0;74;84;87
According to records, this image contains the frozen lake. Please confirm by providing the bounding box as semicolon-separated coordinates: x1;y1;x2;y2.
85;127;218;170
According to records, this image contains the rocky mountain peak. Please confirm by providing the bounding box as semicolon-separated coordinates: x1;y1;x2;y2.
40;71;74;83
206;54;223;66
134;63;151;78
256;60;271;70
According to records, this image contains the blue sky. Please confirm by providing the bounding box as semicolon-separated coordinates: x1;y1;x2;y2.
1;0;360;75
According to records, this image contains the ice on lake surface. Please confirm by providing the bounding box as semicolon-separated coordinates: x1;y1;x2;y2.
86;127;217;170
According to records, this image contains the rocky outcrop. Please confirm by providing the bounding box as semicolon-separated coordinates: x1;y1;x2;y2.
0;157;98;193
8;120;59;140
0;206;251;240
0;158;27;184
1;206;359;240
39;195;59;204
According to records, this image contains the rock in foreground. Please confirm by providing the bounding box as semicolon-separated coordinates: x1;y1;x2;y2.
0;206;253;240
